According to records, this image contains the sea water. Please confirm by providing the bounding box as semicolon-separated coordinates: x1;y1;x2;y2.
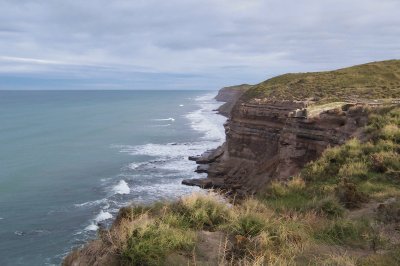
0;90;225;265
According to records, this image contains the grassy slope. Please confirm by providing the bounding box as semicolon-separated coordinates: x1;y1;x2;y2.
242;60;400;102
71;106;400;266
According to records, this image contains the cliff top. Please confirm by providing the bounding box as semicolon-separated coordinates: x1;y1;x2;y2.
215;84;252;103
221;84;252;90
242;60;400;103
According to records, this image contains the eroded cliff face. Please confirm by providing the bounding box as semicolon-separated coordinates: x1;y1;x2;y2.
215;84;252;117
203;98;370;195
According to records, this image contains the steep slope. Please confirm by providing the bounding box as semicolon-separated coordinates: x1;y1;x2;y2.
215;84;252;117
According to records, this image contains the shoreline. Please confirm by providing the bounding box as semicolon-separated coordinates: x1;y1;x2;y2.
60;91;227;263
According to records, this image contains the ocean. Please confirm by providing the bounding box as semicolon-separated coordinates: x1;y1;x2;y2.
0;90;225;265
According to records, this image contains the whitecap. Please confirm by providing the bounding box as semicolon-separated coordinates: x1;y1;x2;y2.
130;182;203;203
157;157;196;172
85;223;98;231
118;142;191;158
102;202;110;210
14;231;25;236
95;210;113;223
112;180;130;195
128;161;147;170
179;104;184;107
152;118;175;122
74;198;108;208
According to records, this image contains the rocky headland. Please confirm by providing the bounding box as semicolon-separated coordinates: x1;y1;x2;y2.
64;60;400;265
184;60;400;196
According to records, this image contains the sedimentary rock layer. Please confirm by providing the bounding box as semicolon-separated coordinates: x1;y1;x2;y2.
190;98;370;195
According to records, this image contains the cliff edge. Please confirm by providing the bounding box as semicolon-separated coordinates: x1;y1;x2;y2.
214;84;252;117
186;60;400;195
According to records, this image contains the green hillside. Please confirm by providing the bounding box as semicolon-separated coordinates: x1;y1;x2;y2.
243;60;400;103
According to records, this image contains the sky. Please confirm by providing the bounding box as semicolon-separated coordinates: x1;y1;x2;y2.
0;0;399;90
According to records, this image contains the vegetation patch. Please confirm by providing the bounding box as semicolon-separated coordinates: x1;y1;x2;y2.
241;60;400;103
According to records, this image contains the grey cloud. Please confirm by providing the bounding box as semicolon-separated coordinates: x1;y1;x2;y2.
0;0;399;89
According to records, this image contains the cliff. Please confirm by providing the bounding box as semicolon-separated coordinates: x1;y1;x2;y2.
186;60;400;195
64;60;400;265
214;84;252;117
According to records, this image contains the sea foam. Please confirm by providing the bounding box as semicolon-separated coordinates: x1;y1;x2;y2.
82;92;225;234
185;93;225;141
112;180;130;195
95;210;113;223
85;223;98;231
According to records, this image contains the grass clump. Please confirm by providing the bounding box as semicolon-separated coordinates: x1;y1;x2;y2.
338;161;369;180
315;197;345;218
119;193;231;265
314;219;371;246
261;177;312;212
230;213;266;237
123;222;195;265
173;193;232;229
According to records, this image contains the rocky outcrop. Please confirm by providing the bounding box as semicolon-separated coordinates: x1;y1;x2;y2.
185;96;372;196
215;84;252;117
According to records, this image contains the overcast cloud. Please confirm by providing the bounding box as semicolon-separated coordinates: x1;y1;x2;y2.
0;0;399;90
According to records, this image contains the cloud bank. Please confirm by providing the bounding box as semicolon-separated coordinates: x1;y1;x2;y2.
0;0;399;89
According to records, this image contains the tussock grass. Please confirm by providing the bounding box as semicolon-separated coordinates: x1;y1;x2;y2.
314;218;371;246
123;222;195;265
